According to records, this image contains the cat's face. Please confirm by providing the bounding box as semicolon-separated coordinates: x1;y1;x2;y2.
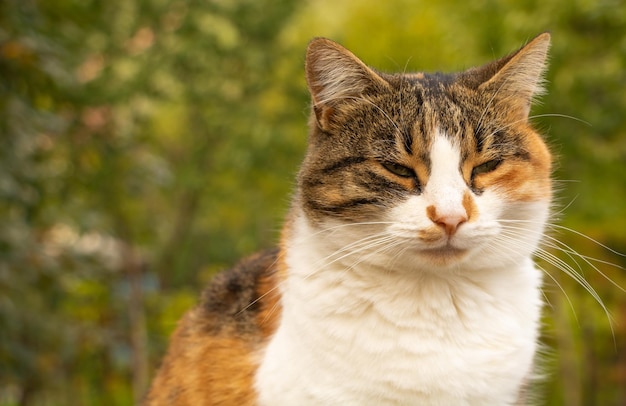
297;35;552;272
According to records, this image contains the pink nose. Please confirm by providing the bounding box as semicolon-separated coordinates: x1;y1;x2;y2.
433;214;467;236
426;205;468;236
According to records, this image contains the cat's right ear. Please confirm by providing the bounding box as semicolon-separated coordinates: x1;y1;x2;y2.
305;38;389;131
472;33;551;120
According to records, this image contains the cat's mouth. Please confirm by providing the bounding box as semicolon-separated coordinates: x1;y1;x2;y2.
418;245;468;261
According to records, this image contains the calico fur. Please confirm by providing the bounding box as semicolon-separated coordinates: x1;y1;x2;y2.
145;33;553;405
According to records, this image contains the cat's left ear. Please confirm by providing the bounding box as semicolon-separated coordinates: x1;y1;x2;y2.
470;33;551;119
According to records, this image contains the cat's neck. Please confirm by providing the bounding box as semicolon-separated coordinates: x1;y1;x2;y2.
255;211;543;405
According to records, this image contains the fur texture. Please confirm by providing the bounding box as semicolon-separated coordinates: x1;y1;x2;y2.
145;33;553;405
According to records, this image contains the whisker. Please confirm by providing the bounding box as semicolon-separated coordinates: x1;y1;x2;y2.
480;109;591;144
499;222;625;276
528;113;592;127
538;263;576;319
240;231;396;316
498;219;626;266
497;228;616;334
550;195;579;217
342;238;406;276
396;56;413;130
540;235;626;293
311;221;397;238
242;221;403;315
546;223;626;258
299;233;399;283
488;236;580;325
475;72;515;135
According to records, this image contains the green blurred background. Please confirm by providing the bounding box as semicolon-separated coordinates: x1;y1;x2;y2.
1;0;625;404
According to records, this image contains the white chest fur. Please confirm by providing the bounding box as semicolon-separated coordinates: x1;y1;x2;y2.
255;216;543;406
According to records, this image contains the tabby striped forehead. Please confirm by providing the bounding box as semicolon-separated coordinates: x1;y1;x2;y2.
380;74;532;173
309;69;534;165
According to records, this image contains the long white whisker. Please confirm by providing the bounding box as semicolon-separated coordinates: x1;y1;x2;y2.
499;218;626;258
342;238;406;276
498;221;626;292
313;221;397;236
242;230;395;315
496;229;616;334
540;236;626;294
488;236;580;325
537;262;579;325
551;195;579;217
546;223;626;258
528;113;592;127
302;233;398;281
480;110;590;145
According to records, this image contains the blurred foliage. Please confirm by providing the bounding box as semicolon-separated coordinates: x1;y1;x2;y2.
0;0;624;404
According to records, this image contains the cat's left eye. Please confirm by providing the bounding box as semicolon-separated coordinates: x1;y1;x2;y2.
382;162;415;178
472;159;502;177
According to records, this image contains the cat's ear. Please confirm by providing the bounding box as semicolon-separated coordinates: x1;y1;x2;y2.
305;38;389;131
472;33;551;119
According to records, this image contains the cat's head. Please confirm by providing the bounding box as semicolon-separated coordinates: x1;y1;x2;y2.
297;34;552;272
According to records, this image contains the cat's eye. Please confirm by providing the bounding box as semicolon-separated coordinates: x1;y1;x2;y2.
472;159;502;177
382;162;415;178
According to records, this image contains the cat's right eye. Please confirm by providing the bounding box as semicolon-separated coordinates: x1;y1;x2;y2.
382;162;415;178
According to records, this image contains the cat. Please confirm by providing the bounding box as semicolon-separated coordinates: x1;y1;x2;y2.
144;32;553;405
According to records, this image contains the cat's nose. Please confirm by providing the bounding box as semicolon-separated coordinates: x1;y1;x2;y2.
429;212;468;236
426;204;469;236
434;214;467;236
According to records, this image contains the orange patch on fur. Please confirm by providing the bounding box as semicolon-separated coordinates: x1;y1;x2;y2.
419;227;444;243
487;135;551;202
413;163;431;187
426;204;437;223
472;124;551;203
421;205;444;242
144;243;286;405
142;317;258;405
462;191;478;222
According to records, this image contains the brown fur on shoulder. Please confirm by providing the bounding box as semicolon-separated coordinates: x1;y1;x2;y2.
143;248;282;405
